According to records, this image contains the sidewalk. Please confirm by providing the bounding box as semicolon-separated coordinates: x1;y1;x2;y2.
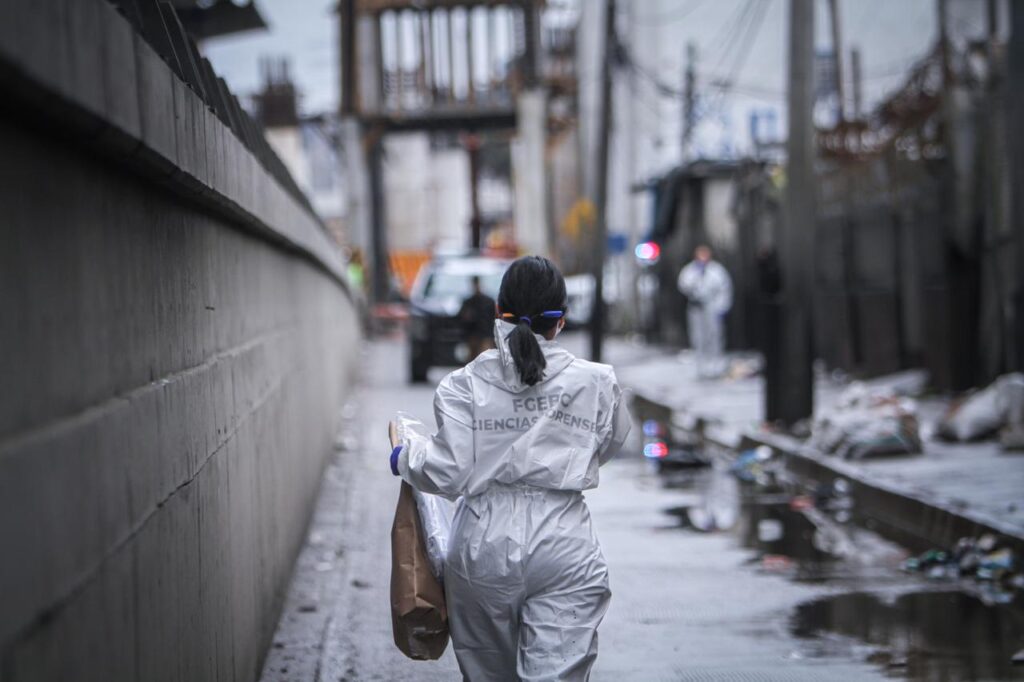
617;352;1024;553
259;337;896;681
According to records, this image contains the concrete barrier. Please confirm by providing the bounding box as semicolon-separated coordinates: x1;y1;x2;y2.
0;1;360;680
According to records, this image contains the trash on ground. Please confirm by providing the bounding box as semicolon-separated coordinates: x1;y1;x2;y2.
762;554;795;571
789;495;814;512
811;478;855;524
901;534;1020;602
730;445;777;485
805;507;859;559
809;382;922;459
938;373;1024;449
725;355;763;380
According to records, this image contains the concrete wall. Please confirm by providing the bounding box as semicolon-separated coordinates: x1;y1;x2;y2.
0;1;360;680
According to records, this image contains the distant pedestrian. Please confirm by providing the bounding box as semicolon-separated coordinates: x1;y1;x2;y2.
458;276;496;362
677;244;733;378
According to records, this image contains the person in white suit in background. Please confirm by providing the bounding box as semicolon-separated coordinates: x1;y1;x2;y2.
677;244;733;379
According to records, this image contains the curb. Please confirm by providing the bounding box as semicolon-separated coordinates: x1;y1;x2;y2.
632;391;1024;556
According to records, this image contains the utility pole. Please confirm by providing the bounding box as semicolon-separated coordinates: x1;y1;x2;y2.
1009;0;1024;371
983;0;1010;375
850;47;862;120
368;132;390;306
339;0;356;116
466;8;476;103
682;42;697;160
775;0;816;425
827;0;845;122
590;0;615;363
338;0;388;307
937;0;981;389
466;133;482;250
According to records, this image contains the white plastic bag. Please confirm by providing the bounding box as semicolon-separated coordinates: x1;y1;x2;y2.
395;412;455;583
939;373;1024;442
809;383;922;459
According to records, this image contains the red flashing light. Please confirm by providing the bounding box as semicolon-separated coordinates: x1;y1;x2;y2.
643;441;669;458
635;241;661;263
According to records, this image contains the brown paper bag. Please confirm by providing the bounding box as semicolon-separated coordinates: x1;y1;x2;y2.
390;425;450;660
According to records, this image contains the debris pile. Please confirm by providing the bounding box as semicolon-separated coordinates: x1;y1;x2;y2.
938;373;1024;450
809;382;922;460
902;534;1022;603
730;445;779;486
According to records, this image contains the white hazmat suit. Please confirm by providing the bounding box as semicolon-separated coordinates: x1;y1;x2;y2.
677;259;733;378
396;319;631;681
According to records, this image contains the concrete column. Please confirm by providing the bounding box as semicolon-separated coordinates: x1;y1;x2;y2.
340;118;372;271
513;88;549;256
357;14;382;112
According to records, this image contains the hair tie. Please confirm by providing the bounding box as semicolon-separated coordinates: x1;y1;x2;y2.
519;315;532;325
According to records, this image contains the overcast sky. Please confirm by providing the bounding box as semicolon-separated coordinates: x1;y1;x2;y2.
203;0;340;113
202;0;995;126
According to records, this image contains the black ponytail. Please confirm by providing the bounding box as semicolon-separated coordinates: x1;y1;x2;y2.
497;256;567;386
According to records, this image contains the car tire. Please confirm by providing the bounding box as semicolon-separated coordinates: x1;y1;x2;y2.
409;345;429;383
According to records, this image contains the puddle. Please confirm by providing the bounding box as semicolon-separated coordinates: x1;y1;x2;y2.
665;463;905;581
792;590;1024;680
662;462;1024;678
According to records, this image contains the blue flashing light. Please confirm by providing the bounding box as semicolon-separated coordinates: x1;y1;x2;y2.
642;419;665;437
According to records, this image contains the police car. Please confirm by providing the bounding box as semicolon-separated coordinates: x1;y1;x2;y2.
407;255;510;383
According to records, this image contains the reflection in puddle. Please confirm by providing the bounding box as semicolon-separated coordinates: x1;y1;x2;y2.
663;462;1024;678
792;590;1024;680
667;463;904;580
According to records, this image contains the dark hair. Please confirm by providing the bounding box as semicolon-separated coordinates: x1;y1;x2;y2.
497;256;567;386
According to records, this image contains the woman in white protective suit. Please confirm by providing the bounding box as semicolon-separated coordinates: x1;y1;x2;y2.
391;256;631;681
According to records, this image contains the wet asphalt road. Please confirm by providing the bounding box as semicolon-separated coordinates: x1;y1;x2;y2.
259;334;1023;682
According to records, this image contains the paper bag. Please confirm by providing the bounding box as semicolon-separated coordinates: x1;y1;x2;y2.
390;426;449;660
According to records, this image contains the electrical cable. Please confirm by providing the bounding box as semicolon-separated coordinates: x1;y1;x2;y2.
625;0;704;27
704;0;759;78
693;0;774;127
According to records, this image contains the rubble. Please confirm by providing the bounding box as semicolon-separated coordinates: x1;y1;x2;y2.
729;445;777;485
808;382;922;460
901;534;1020;602
938;373;1024;449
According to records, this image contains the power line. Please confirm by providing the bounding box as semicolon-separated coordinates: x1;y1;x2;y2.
621;48;785;103
685;0;776;124
720;0;773;88
705;0;759;78
702;0;756;54
624;0;704;27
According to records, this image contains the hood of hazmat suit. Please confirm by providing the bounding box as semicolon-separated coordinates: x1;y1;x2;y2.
396;319;631;681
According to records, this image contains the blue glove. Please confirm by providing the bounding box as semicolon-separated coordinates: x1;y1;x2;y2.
389;445;403;476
